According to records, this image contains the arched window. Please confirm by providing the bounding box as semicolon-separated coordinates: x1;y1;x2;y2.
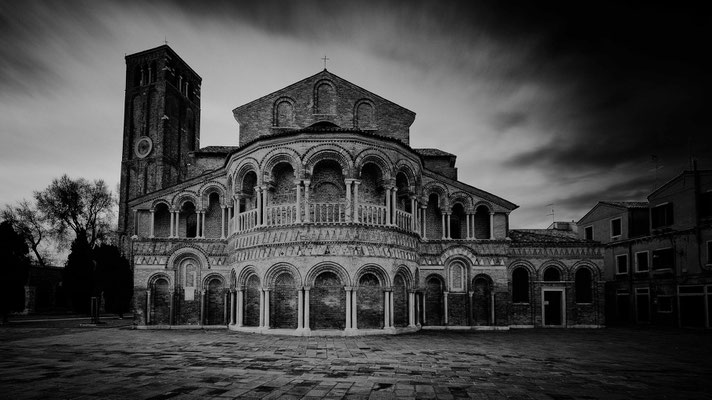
355;101;375;129
575;268;593;303
474;205;490;239
543;267;561;281
395;172;410;212
426;193;442;239
315;82;336;114
275;100;294;127
451;203;467;239
449;261;465;292
512;267;529;303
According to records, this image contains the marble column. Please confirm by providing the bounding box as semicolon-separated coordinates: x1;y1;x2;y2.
196;210;202;238
200;289;206;325
385;186;391;226
236;289;244;327
169;211;175;238
304;288;311;330
168;290;174;325
303;180;311;223
295;182;302;223
220;206;226;239
263;289;270;329
345;179;353;222
441;213;446;239
149;209;155;238
490;212;495;239
408;291;416;327
297;288;304;329
383;290;391;328
345;287;353;330
352;289;358;330
256;186;263;227
145;289;151;325
230;289;236;325
443;291;449;325
353;180;361;223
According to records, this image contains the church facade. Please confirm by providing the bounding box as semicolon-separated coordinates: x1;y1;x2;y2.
118;45;604;334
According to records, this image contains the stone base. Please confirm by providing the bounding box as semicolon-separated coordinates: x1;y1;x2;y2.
421;325;511;331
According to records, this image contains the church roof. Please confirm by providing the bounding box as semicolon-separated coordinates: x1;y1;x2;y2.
509;229;592;244
414;148;455;157
196;146;239;154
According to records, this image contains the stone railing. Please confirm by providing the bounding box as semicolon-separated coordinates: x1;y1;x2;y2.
357;204;387;225
309;202;346;224
237;209;258;232
264;204;298;227
394;209;412;231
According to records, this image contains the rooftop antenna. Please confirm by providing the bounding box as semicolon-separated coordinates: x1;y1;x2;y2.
164;36;168;45
322;55;330;70
546;203;555;225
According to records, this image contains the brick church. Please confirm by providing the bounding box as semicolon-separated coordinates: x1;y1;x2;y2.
118;45;604;333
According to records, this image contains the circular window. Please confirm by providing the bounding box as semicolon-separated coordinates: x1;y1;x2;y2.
134;136;153;158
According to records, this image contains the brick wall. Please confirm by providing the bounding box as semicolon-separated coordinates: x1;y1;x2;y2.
447;293;468;326
425;277;443;325
243;276;260;326
154;205;171;237
204;196;222;239
359;164;382;205
270;164;296;205
311;161;345;203
206;280;225;325
472;280;490;325
151;279;171;325
271;274;298;329
310;272;345;330
393;275;408;327
356;274;383;329
426;199;443;239
474;209;489;239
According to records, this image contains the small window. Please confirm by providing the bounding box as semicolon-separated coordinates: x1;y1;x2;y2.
610;218;622;238
584;226;593;240
651;203;674;229
700;191;712;217
635;251;649;272
657;296;673;313
512;267;529;303
616;254;628;274
575;268;593;303
652;248;674;270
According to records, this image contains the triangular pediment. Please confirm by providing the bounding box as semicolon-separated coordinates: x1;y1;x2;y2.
232;70;415;146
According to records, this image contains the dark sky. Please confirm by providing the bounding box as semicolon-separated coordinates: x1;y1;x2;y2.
1;1;710;228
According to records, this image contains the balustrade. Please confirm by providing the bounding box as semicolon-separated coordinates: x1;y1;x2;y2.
358;204;387;225
238;209;258;232
395;209;412;231
309;202;346;224
264;204;297;226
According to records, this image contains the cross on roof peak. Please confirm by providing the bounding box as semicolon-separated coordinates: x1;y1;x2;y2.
322;55;330;70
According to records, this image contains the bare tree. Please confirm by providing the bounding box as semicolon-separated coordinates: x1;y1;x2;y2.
1;199;50;267
35;175;115;247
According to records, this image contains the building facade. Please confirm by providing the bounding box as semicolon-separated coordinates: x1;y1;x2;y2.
578;169;712;327
118;45;604;334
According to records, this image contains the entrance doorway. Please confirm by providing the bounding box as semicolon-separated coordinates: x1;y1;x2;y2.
543;289;564;326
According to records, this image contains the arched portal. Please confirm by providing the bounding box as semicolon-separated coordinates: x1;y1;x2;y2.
206;277;225;325
425;275;444;326
151;277;171;325
153;203;170;237
472;275;492;325
243;274;261;327
310;271;345;330
393;274;408;327
357;273;383;329
271;272;298;329
451;203;467;239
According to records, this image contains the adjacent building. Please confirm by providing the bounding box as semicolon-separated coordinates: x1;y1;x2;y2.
117;45;604;334
578;169;712;327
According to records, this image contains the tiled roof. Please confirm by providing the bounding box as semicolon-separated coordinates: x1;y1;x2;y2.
414;148;454;157
600;201;648;209
196;146;239;154
509;229;592;244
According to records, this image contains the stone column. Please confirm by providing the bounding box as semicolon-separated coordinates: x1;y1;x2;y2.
441;213;446;239
200;289;206;325
304;287;311;330
223;290;229;325
169;211;175;238
175;211;180;238
133;209;138;236
408;291;416;327
421;205;428;239
259;289;265;327
236;289;244;327
255;186;263;227
389;290;395;328
345;179;353;222
149;209;155;238
201;211;206;238
490;291;496;325
220;206;226;239
446;213;451;239
353;180;361;223
352;289;358;330
230;289;236;325
295;182;302;223
385;186;392;226
263;289;270;329
443;291;449;325
168;290;174;325
466;214;471;239
415;292;421;326
345;287;353;330
303;180;311;223
383;290;391;328
145;289;151;325
196;210;202;238
297;288;304;329
410;196;417;232
490;212;495;239
231;195;237;233
391;188;397;226
468;291;474;326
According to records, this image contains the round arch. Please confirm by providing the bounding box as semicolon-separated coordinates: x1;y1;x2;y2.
167;246;210;272
393;264;414;289
201;272;226;289
173;192;200;210
150;198;171;211
354;264;391;287
473;201;493;214
264;262;303;288
303;144;354;179
450;192;474;212
422;182;449;208
199;182;227;207
305;262;351;287
147;272;173;289
236;265;260;288
539;260;568;281
233;158;261;191
260;147;302;181
354;149;393;181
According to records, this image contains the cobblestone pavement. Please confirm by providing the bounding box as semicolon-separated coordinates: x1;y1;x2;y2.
1;321;710;399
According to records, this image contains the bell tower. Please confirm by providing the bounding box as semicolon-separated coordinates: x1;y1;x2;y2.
117;45;202;235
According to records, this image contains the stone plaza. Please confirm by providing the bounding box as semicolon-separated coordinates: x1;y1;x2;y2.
1;320;710;399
